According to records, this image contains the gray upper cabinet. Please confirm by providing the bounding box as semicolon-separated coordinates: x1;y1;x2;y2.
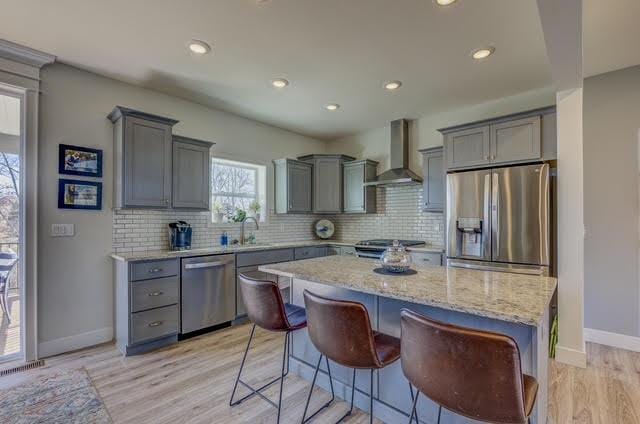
441;106;556;171
274;159;313;214
343;159;378;214
298;154;354;213
109;107;178;209
419;147;444;212
444;125;491;170
172;136;214;210
490;116;540;165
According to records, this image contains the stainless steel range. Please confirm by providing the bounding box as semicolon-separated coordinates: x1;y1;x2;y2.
355;239;425;259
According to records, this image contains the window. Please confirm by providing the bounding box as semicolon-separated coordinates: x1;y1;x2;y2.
211;158;266;223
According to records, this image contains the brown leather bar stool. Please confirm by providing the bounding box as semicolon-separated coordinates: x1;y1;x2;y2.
400;309;539;424
301;290;401;424
229;274;308;423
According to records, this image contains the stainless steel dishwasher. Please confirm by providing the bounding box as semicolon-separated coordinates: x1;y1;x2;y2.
181;254;236;334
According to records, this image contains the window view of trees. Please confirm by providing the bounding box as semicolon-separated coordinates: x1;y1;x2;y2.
211;160;257;220
0;153;19;250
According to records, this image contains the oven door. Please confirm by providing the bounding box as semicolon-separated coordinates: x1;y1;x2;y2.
355;247;383;259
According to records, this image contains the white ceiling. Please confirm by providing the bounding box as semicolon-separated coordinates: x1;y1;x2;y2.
1;1;630;140
583;0;640;78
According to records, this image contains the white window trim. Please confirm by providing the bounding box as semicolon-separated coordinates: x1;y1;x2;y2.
209;156;267;227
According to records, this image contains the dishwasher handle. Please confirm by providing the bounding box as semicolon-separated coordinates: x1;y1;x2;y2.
184;260;231;270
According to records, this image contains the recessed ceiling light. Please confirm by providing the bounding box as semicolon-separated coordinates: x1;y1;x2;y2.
271;78;289;88
435;0;457;5
188;40;211;54
384;81;402;91
471;47;495;60
325;103;340;111
188;40;211;55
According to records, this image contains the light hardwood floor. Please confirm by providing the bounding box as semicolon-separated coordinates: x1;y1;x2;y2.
1;324;639;423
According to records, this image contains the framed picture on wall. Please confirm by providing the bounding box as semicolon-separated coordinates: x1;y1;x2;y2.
58;144;103;177
58;179;102;210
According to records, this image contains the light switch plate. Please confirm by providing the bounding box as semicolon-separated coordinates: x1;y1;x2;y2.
51;224;75;237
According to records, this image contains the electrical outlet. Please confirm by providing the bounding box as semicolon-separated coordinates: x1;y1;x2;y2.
51;224;75;237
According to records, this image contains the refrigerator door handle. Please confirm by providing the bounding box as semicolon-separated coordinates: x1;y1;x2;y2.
491;172;499;258
483;173;491;260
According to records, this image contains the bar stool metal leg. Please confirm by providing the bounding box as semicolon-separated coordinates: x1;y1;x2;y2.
276;332;290;423
229;325;291;413
369;369;374;424
408;388;419;424
408;384;419;424
302;355;361;423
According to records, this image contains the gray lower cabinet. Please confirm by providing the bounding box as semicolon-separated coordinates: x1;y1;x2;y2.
419;147;444;212
274;159;313;214
326;246;340;256
235;249;295;317
172;136;214;210
409;251;443;266
343;160;378;213
294;246;327;260
114;258;181;355
441;106;556;171
298;154;355;213
109;106;178;209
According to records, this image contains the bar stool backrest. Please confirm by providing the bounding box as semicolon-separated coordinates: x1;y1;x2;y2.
238;274;289;331
400;309;527;424
303;290;381;369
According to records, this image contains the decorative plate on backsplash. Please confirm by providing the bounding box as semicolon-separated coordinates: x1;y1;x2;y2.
314;219;335;239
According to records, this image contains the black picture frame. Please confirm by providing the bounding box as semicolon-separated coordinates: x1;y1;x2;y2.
58;144;103;177
58;179;103;210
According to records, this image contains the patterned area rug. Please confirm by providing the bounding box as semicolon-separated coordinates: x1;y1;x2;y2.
0;368;112;423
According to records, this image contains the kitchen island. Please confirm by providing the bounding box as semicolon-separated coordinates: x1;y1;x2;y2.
259;256;557;424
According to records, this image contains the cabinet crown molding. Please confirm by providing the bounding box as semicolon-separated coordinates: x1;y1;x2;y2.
108;106;179;126
0;39;55;68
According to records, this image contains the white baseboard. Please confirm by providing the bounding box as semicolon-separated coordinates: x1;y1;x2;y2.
555;345;587;368
38;327;113;358
584;327;640;353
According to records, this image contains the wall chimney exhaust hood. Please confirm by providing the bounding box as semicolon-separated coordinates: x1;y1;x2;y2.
363;119;422;186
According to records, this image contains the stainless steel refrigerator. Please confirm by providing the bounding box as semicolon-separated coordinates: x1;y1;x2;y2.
446;163;550;275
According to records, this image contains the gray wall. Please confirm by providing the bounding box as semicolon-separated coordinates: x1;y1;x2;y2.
583;65;640;337
37;63;327;351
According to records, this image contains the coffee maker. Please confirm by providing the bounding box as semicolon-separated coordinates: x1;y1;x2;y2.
169;221;192;251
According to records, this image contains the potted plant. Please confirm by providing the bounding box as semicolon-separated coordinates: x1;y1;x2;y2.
231;208;247;223
248;200;261;221
213;201;224;223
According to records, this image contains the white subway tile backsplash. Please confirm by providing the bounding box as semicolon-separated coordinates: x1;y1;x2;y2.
112;185;444;253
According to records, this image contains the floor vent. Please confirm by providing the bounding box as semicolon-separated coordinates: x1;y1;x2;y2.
0;360;45;377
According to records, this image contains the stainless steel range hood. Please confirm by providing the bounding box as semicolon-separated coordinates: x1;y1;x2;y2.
363;119;422;186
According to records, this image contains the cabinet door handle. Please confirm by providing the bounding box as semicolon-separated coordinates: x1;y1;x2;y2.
484;155;489;160
148;291;164;297
148;321;163;327
148;268;163;274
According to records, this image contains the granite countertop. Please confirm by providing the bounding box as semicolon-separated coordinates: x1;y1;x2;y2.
259;256;557;327
110;240;445;262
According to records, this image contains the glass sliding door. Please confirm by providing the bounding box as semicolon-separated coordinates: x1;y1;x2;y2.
0;91;22;362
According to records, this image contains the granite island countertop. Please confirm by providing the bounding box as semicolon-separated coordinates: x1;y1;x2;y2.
110;240;445;262
259;256;557;327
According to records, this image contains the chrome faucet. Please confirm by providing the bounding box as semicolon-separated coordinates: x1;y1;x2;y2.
240;216;259;245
